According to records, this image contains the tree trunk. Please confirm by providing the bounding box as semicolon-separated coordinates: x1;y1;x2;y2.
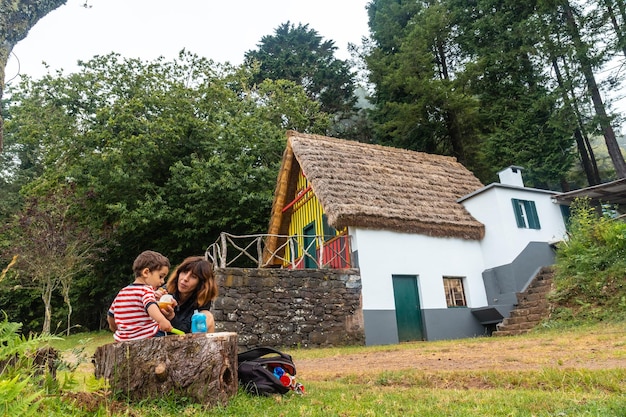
62;287;72;336
563;1;626;178
602;0;626;58
550;54;600;185
0;0;69;152
41;278;53;334
93;332;238;407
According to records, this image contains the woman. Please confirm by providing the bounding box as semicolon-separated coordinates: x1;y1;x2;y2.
161;256;218;333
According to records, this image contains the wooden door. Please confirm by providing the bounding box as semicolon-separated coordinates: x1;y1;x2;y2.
392;275;424;342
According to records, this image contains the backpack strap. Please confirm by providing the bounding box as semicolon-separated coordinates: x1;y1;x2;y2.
238;347;293;363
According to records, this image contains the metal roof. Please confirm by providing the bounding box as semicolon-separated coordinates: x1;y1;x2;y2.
552;178;626;206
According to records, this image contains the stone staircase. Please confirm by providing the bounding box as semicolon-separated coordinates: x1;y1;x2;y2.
492;266;555;336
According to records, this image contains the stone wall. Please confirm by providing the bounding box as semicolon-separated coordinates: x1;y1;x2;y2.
213;268;364;350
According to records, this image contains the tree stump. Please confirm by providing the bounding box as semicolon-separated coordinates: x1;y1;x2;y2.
93;332;238;406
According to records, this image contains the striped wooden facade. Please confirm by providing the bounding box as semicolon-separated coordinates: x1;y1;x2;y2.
284;170;351;268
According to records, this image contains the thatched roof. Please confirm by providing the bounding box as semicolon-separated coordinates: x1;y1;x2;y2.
268;131;485;241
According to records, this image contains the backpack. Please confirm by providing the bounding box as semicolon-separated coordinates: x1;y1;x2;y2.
237;347;298;396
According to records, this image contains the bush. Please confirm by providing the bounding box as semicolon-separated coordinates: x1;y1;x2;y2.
0;313;57;416
550;198;626;323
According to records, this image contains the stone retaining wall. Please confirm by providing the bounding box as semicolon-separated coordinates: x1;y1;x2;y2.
213;268;364;350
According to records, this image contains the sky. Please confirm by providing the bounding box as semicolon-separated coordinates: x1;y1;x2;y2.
6;0;371;83
5;0;626;126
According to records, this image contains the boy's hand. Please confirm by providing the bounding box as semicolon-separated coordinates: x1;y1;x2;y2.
159;319;173;333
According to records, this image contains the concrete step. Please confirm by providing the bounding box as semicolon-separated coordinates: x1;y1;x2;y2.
493;266;555;337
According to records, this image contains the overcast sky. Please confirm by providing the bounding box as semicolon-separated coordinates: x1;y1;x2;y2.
6;0;371;83
6;0;626;125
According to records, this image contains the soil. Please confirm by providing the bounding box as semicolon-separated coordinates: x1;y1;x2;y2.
296;327;626;381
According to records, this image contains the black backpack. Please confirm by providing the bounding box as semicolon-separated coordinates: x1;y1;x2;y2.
237;347;297;396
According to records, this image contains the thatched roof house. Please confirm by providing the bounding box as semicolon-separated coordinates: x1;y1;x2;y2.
268;131;486;242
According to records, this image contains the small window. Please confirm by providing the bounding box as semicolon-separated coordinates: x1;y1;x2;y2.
443;277;467;307
512;198;541;229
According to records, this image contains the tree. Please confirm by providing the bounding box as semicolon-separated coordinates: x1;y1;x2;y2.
456;0;576;188
560;0;626;178
244;22;357;120
0;0;68;152
0;187;102;334
1;52;330;330
364;0;575;186
366;0;483;170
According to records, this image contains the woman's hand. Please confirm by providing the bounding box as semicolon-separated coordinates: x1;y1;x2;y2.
160;303;176;320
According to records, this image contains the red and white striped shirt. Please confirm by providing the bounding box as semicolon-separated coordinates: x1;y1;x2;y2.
108;283;160;342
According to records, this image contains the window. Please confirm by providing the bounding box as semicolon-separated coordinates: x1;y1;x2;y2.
512;198;541;229
443;277;467;307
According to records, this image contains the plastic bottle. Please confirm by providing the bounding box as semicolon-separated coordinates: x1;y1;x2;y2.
191;310;207;333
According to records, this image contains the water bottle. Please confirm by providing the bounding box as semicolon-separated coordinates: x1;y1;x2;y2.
191;310;207;333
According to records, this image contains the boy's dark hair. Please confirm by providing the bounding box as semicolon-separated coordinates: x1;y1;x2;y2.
132;250;171;277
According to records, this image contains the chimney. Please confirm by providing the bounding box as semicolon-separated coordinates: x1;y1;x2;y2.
498;166;525;187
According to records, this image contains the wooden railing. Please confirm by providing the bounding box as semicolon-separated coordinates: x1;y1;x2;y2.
205;233;352;269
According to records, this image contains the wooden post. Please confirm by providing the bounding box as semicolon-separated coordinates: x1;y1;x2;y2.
93;332;238;407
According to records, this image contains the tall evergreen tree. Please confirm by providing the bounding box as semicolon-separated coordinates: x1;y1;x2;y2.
244;22;356;119
366;0;484;174
559;0;626;178
458;0;575;188
365;0;575;187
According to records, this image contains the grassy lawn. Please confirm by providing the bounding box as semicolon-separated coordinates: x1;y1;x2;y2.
39;322;626;416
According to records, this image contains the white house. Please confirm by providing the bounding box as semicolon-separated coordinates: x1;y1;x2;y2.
266;132;568;345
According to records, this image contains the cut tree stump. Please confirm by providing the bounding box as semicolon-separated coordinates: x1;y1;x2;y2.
93;332;238;406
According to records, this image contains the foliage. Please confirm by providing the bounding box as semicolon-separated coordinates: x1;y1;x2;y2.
0;315;43;368
0;187;104;334
0;376;43;417
244;22;357;120
1;51;330;332
365;0;485;172
550;197;626;322
0;315;57;416
363;0;626;188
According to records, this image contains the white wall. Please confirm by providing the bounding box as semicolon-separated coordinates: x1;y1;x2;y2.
461;186;567;269
350;228;488;311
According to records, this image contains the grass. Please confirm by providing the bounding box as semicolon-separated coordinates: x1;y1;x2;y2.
38;322;626;416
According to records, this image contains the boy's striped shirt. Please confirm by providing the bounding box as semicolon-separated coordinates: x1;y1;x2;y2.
108;283;159;342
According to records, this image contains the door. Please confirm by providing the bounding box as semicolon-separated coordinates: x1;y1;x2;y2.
392;275;424;342
303;222;317;269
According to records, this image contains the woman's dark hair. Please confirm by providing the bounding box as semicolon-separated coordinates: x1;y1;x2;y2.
166;256;218;305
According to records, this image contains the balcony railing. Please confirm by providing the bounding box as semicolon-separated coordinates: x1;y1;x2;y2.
205;232;352;269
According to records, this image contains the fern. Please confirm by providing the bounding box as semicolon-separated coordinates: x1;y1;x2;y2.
0;316;40;361
0;375;43;417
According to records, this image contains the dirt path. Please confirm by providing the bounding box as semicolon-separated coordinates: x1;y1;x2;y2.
296;328;626;380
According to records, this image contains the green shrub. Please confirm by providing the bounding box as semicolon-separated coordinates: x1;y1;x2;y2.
0;375;43;416
551;198;626;323
0;313;58;415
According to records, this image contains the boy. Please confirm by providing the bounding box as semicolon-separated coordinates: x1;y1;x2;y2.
107;250;174;341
